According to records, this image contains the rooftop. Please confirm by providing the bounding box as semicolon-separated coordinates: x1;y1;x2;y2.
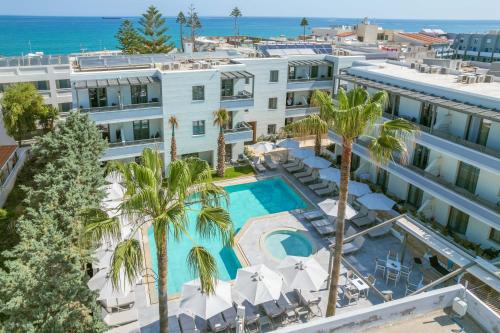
0;145;17;169
397;32;449;45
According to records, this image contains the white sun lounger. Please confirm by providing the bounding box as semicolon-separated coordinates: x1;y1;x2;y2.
263;154;278;170
303;210;323;221
314;223;336;235
351;211;377;227
308;180;329;191
103;308;138;327
342;236;366;255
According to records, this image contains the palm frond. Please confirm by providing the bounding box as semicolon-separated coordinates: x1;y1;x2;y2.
368;135;408;165
187;246;218;294
166;159;191;201
82;208;122;243
213;108;229;127
284;114;327;137
110;239;143;288
196;207;234;247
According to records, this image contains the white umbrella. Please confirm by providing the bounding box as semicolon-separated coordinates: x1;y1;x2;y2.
358;193;396;211
278;256;328;292
87;268;133;300
179;279;233;319
105;171;123;184
94;247;114;269
277;138;300;149
251;142;275;154
103;183;125;202
289;148;314;160
319;167;341;183
233;264;283;305
303;156;331;169
348;181;372;197
318;198;357;219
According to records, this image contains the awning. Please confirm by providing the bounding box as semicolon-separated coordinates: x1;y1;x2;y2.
221;71;254;80
74;76;159;89
289;60;331;67
336;73;500;121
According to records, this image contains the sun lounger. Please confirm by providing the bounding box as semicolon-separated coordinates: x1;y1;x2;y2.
308;180;329;191
311;218;330;227
261;301;284;326
351;211;377;227
283;159;299;169
168;316;182;333
178;313;200;333
368;222;393;237
327;226;357;244
295;289;322;317
294;168;312;178
342;236;366;255
286;164;304;173
314;183;336;196
241;300;260;327
252;157;266;173
303;210;323;221
263;154;278;170
314;223;336;235
222;306;238;329
208;313;228;332
299;173;317;184
277;293;299;323
103;308;138;327
100;292;136;311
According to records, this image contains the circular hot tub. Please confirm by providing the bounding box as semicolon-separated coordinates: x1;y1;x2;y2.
264;230;313;260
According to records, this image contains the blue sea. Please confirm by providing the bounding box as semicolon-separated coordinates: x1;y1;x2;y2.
1;15;499;56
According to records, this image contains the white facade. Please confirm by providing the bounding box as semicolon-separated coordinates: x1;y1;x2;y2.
334;60;500;248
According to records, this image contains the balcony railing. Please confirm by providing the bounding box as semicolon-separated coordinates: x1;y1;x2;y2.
288;76;333;82
80;101;161;113
108;137;162;148
221;91;253;101
223;122;252;134
382;112;500;159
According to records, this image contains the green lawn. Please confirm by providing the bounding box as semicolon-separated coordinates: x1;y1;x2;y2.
212;165;255;181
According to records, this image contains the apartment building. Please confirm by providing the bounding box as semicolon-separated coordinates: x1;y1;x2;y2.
334;60;500;248
452;31;500;62
70;51;362;165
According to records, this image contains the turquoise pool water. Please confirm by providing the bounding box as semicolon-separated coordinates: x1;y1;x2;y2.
148;177;308;294
264;230;313;260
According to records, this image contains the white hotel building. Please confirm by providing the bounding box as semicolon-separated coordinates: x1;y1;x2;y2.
335;61;500;249
66;52;498;250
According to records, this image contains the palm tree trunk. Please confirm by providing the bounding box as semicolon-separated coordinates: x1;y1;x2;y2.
326;139;352;317
217;130;225;177
180;25;184;52
157;232;169;333
314;133;321;156
170;135;177;162
303;27;306;41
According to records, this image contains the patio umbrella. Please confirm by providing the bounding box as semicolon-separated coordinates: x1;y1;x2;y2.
319;167;341;183
303;156;331;169
278;256;328;292
318;198;357;219
289;148;314;160
347;181;372;197
277;138;300;150
233;264;283;305
93;247;114;269
179;279;233;320
87;268;133;300
103;183;125;202
251;141;275;154
358;193;396;211
105;171;123;184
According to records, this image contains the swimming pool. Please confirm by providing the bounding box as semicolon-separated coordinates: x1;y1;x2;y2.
264;230;313;260
148;177;308;294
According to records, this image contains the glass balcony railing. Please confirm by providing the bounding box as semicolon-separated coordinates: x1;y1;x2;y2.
80;101;161;113
223;122;252;134
221;90;253;101
107;137;162;148
288;76;333;82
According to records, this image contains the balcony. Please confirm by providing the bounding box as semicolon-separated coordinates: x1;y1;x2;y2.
81;102;163;125
285;105;320;117
328;130;500;228
220;71;255;109
101;138;164;161
223;122;253;144
287;78;333;91
220;91;254;109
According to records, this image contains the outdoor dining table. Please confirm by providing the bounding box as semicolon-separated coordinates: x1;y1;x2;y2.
350;278;370;297
386;258;401;272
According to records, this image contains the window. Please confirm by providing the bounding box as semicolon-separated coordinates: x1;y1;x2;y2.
267;124;277;135
192;85;205;101
447;207;469;235
476;119;491;146
131;85;148;104
455;161;479;194
56;79;71;89
489;228;500;244
29;80;50;91
412;144;430;170
327;66;333;78
393;95;400;116
133;120;150;140
221;79;233;98
268;97;278;110
193;120;205;135
58;102;72;113
407;184;423;208
351;154;360;172
269;70;279;83
310;66;318;79
420;102;434;127
89;87;107;107
376;169;389;192
288;66;296;80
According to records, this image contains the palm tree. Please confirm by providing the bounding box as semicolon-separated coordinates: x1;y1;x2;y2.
311;88;416;317
168;115;178;162
176;11;187;52
230;7;242;45
213;109;229;177
85;149;234;333
284;114;327;156
300;17;309;41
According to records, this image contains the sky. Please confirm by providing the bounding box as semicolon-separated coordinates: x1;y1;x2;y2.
1;0;500;20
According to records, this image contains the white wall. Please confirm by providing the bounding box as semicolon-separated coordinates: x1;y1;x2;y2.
475;169;500;205
486;121;500;151
398;97;421;121
387;173;409;199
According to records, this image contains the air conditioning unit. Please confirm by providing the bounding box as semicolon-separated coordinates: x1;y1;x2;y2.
410;62;417;69
466;76;476;84
162;64;171;70
420;65;429;73
476;75;485;83
457;74;467;83
172;62;181;70
192;63;200;70
201;63;210;69
440;67;450;74
430;66;440;74
452;297;467;318
484;75;494;83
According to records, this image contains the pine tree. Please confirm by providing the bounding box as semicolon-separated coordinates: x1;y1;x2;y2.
186;5;202;52
176;11;187;52
138;6;175;53
115;19;142;54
